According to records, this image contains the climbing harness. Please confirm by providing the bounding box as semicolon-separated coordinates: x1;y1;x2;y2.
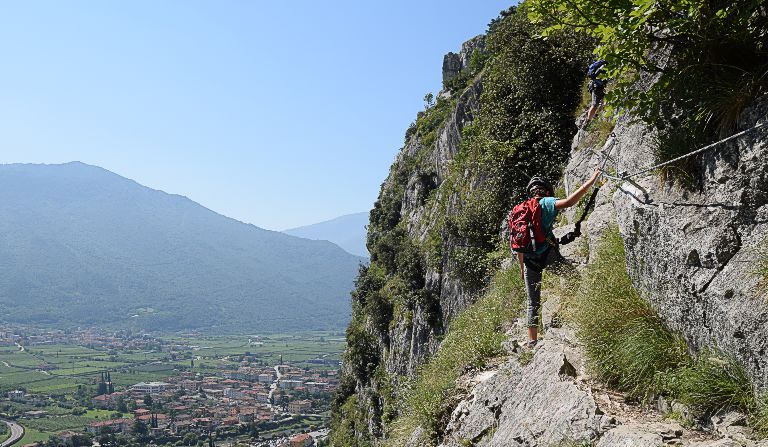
598;121;768;182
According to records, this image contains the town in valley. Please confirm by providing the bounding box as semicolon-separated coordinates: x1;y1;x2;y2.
0;327;344;447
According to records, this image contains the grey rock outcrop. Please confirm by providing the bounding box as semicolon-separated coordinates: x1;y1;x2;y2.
441;35;485;84
564;97;768;389
595;422;683;447
606;99;768;389
341;17;768;444
438;325;616;447
384;77;483;380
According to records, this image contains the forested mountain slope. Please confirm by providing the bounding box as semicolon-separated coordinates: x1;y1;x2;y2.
0;162;363;332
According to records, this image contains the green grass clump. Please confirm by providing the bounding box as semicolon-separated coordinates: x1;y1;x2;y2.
518;350;534;366
553;441;595;447
751;394;768;438
753;242;768;294
389;267;526;443
671;353;754;414
577;114;615;151
572;227;689;399
573;228;768;438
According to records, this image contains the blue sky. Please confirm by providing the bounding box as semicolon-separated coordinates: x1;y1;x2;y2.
0;1;512;230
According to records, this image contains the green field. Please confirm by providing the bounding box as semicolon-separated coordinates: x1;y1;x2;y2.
166;333;344;365
0;333;343;394
18;426;50;446
0;343;178;395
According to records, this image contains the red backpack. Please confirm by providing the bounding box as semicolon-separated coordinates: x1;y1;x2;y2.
508;198;546;253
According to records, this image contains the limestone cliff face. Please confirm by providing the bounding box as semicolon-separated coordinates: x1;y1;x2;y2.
339;38;487;442
609;99;768;389
380;41;484;378
560;97;768;390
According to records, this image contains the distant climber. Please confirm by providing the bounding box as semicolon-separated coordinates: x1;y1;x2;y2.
508;170;601;348
583;59;608;128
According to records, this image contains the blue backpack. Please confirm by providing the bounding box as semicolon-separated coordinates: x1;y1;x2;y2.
587;60;607;79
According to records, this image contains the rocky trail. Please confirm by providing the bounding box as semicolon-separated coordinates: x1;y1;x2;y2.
424;105;768;445
434;287;764;447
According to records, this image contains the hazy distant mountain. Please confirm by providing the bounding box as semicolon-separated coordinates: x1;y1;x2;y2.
0;162;364;333
284;212;369;257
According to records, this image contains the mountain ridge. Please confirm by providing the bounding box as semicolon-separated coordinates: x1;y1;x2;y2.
283;212;369;257
0;161;363;333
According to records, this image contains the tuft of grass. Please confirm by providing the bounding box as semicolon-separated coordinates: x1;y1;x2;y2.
574;79;592;120
665;410;695;429
671;352;755;415
652;121;705;188
571;227;690;399
388;267;526;443
577;115;615;151
753;242;768;294
696;64;768;136
552;440;595;447
571;228;768;437
519;350;534;366
751;394;768;438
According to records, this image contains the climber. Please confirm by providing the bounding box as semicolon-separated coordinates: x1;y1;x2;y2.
582;59;608;128
518;169;600;349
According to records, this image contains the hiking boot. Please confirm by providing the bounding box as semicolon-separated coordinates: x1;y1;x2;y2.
525;339;538;350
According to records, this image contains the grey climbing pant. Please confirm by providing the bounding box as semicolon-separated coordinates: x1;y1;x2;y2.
523;246;567;328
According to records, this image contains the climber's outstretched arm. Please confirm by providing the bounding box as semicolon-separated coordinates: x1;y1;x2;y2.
555;170;600;210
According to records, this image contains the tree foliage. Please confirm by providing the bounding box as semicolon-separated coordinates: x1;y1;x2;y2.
529;0;768;134
441;5;594;287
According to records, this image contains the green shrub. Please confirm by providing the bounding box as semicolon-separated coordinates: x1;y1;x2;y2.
529;0;768;184
529;0;768;134
413;97;455;149
352;264;386;307
439;6;594;291
367;292;394;337
443;68;474;94
328;395;374;447
344;317;380;386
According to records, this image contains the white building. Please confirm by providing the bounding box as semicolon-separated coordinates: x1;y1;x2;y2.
131;381;170;395
224;388;243;399
279;379;303;389
7;390;25;400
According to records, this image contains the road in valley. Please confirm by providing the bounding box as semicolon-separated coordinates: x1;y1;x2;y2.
268;364;283;403
0;419;23;447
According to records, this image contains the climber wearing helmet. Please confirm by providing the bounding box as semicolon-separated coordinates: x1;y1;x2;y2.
519;170;600;349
